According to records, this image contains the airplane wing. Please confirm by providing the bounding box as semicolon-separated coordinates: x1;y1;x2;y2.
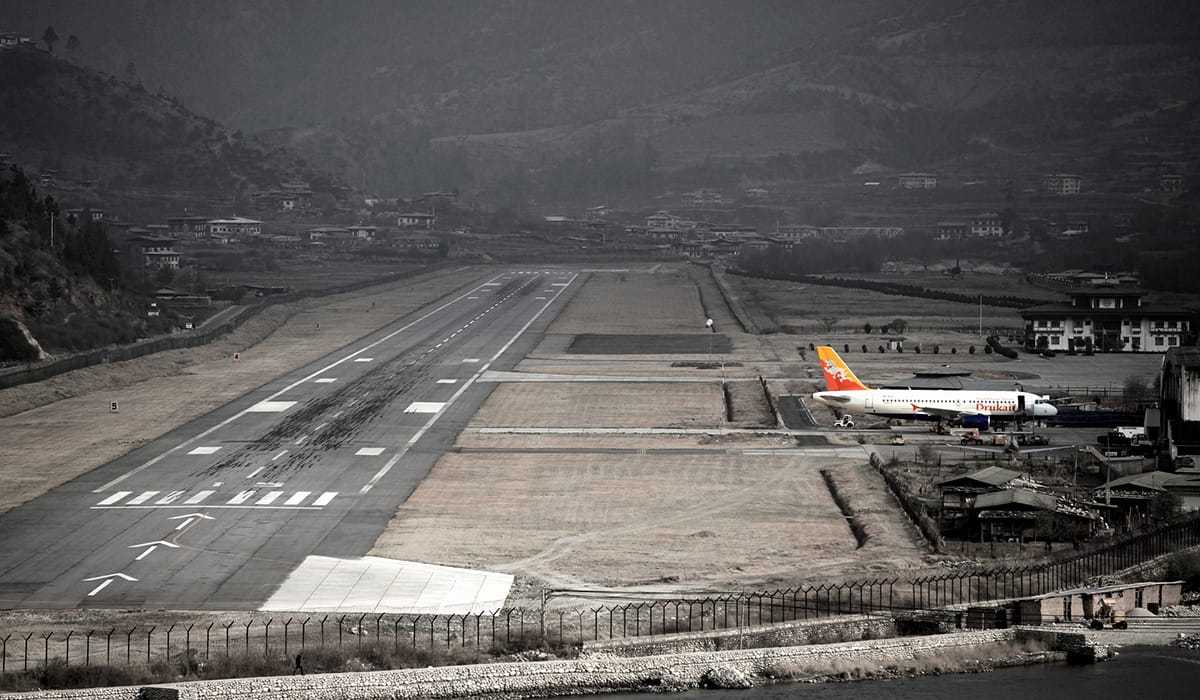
911;404;970;420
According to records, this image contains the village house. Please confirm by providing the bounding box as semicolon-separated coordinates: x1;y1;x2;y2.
680;189;723;207
585;205;609;221
1012;581;1182;625
775;224;820;241
0;33;34;50
644;211;687;231
1161;173;1184;193
1021;283;1191;353
969;212;1005;238
128;234;180;270
1094;470;1200;530
166;215;211;239
935;221;968;240
65;207;104;222
972;488;1102;543
1041;173;1082;195
897;172;937;189
936;466;1025;531
397;212;436;229
207;216;262;240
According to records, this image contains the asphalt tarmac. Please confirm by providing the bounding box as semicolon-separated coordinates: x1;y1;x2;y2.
0;269;578;611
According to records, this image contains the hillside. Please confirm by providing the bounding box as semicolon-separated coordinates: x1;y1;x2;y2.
0;169;181;362
6;1;1200;205
0;46;315;210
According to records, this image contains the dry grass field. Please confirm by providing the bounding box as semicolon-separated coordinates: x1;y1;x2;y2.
541;267;710;335
369;452;878;599
471;382;725;429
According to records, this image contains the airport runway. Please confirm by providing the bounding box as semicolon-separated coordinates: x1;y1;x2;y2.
0;269;579;611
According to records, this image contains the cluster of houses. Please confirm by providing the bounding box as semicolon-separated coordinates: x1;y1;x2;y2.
0;32;35;50
936;461;1200;543
933;343;1200;543
64;210;445;275
937;466;1107;542
900;171;1184;195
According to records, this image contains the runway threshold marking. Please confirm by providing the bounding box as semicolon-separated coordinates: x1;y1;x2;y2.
94;272;512;493
361;272;579;495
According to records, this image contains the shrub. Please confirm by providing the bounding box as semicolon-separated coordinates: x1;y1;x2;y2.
861;344;868;353
0;316;40;362
968;345;975;354
1165;551;1200;592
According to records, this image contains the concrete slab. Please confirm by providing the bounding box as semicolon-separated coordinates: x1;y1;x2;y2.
260;556;513;614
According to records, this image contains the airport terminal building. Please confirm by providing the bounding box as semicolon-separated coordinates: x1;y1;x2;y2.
1020;286;1192;353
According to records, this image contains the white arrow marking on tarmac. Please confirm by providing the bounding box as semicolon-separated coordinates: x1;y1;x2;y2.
83;573;138;596
129;541;180;561
169;512;215;530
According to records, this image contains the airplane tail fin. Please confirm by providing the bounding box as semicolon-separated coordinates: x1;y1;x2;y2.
817;346;870;391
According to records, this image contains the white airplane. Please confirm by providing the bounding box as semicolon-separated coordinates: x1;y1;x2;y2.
810;345;1057;430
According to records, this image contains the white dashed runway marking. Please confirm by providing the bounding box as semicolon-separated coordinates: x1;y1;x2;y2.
247;401;296;413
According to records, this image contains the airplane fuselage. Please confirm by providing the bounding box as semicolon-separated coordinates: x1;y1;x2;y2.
811;389;1056;423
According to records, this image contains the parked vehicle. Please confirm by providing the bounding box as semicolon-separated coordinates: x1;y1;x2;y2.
832;415;855;429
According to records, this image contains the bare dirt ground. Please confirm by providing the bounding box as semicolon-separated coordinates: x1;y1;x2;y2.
470;382;725;429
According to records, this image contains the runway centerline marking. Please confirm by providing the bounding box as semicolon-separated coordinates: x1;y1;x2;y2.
362;272;578;494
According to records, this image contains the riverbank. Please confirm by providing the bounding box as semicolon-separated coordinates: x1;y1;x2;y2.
6;627;1111;699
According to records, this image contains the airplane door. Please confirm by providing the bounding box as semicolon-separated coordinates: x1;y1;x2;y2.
1017;394;1026;414
864;393;873;410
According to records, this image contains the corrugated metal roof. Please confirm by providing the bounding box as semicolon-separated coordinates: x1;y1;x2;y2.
938;466;1023;488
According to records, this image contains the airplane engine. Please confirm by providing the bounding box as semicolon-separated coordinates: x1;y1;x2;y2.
961;414;990;430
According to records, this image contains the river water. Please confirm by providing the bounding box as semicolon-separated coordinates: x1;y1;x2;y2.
598;645;1200;699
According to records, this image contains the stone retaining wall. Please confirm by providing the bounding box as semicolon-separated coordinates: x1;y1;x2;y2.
11;629;1018;699
581;614;896;657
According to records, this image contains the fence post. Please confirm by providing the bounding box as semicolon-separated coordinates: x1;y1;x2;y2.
357;614;366;651
282;618;292;657
64;630;74;667
43;631;52;668
165;624;175;665
145;627;155;666
106;628;115;666
125;627;135;665
263;619;272;657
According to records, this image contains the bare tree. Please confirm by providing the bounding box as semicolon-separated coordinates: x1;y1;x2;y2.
819;317;839;332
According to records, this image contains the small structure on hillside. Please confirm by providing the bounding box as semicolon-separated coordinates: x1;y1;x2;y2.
937;466;1025;530
1012;581;1183;625
973;488;1102;542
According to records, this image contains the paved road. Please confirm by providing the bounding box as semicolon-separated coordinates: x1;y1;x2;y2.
0;268;579;610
